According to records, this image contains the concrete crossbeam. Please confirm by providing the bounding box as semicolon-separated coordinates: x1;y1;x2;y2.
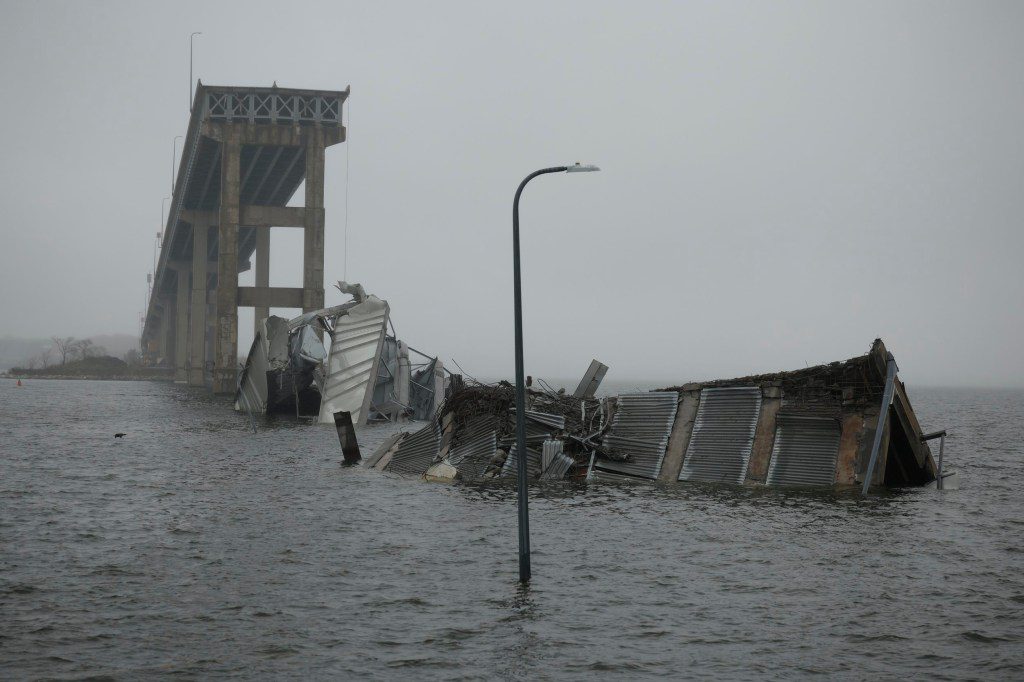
182;205;308;228
236;286;304;309
203;121;345;148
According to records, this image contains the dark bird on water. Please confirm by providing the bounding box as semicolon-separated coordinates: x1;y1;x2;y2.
114;433;126;439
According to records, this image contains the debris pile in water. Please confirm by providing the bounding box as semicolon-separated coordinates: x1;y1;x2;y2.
366;378;607;482
362;340;947;490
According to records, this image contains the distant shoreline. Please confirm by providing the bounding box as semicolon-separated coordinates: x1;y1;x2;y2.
2;372;174;382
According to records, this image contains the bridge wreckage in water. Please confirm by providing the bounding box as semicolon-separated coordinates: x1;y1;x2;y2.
234;282;445;424
366;339;945;490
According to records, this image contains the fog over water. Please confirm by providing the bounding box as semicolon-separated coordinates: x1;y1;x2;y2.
0;2;1021;387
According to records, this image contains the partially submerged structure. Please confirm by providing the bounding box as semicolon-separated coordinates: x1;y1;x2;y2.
234;282;445;424
366;339;942;490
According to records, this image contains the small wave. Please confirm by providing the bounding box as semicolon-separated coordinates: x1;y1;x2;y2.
962;631;1013;643
366;596;431;608
847;633;910;643
4;583;39;595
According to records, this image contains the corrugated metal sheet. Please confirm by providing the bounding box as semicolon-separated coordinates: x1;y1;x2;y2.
500;419;553;479
385;421;440;477
317;298;389;425
410;358;439;420
594;392;678;480
510;409;567;431
234;337;266;416
502;445;543;479
766;414;840;486
540;440;574;480
447;417;498;481
679;387;761;484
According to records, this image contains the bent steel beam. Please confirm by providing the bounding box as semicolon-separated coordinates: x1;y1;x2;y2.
861;352;898;495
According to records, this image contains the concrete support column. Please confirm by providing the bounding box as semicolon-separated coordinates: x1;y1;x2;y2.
174;267;189;382
254;225;270;334
432;360;446;417
835;413;866;486
396;341;411;422
657;385;702;482
155;307;169;363
188;224;208;387
161;300;175;367
745;384;783;484
214;127;241;394
302;129;326;313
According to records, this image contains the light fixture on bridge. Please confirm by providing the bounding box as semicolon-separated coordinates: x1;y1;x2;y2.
565;162;600;173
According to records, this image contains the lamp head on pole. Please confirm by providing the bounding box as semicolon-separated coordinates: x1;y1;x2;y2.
565;162;600;173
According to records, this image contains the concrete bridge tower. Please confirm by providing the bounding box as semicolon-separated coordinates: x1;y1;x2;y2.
142;84;348;394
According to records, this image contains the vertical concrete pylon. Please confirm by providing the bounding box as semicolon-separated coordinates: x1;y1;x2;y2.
161;299;175;366
303;128;326;313
254;225;270;334
174;266;189;382
188;224;208;387
214;126;242;394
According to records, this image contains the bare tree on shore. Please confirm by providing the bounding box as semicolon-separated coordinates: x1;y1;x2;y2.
71;339;93;360
50;336;76;365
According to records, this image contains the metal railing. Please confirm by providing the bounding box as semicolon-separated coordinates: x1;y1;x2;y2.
203;90;344;125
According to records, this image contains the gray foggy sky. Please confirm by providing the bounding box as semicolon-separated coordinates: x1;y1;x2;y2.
1;1;1022;387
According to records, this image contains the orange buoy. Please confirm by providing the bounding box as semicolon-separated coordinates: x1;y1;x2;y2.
16;379;22;387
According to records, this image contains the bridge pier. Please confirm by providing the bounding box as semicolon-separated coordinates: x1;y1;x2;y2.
160;299;175;366
174;266;189;382
303;129;326;314
253;225;270;335
188;224;209;387
214;127;242;394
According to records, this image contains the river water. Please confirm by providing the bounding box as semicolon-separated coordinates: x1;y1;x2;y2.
1;379;1022;679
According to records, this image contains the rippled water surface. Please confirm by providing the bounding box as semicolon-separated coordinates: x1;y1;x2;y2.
2;379;1022;679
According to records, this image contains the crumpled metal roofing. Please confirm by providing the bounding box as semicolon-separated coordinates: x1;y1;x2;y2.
540;440;574;480
317;297;389;425
766;414;841;487
520;410;566;431
385;421;441;477
595;391;679;480
500;414;557;478
679;387;761;484
447;416;498;481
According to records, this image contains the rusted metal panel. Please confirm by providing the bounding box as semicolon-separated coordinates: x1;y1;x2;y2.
679;387;761;484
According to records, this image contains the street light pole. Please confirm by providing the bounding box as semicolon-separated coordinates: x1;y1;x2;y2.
157;196;170;276
512;162;599;584
172;135;183;195
189;32;202;111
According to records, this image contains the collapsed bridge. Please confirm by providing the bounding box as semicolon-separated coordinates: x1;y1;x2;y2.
142;83;349;393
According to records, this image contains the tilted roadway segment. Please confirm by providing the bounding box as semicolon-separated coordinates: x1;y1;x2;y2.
142;83;349;393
